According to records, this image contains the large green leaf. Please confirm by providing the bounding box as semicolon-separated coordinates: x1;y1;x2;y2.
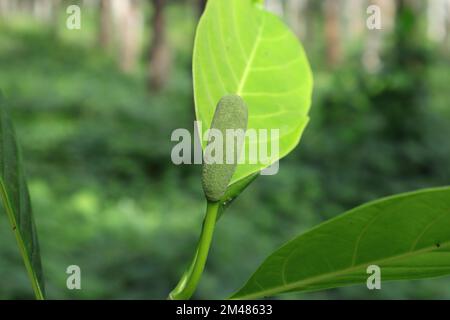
232;187;450;299
0;99;45;299
193;0;313;186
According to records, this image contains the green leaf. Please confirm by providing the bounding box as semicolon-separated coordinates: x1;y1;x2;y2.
217;172;259;221
0;99;45;299
193;0;313;186
231;186;450;299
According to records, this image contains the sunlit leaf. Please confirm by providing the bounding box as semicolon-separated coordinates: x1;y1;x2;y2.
232;187;450;299
193;0;313;186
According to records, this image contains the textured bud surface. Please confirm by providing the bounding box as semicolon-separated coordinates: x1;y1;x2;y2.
202;95;248;202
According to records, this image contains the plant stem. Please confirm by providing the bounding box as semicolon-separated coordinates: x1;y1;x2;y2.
168;200;220;300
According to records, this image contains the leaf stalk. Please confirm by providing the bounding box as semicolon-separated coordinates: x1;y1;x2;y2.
168;200;220;300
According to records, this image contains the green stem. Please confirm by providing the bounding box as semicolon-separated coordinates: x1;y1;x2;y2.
168;200;220;300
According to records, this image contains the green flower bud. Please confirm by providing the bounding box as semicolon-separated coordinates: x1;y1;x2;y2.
202;95;248;202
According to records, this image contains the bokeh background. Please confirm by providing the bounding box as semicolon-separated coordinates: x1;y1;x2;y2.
0;0;449;299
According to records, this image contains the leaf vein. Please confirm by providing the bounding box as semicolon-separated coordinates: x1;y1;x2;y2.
236;13;266;95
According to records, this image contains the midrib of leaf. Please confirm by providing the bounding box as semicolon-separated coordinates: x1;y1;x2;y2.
232;241;450;300
214;2;239;86
0;178;44;300
231;2;248;65
236;13;265;95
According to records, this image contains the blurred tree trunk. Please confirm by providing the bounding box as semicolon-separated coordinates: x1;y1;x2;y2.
0;0;9;16
343;0;365;42
286;0;308;39
119;0;141;73
198;0;206;16
33;0;53;22
447;0;450;51
148;0;170;92
51;0;60;28
377;0;429;141
6;0;18;13
303;0;320;53
363;0;396;72
266;0;284;17
427;0;448;43
323;0;342;67
99;0;112;49
19;0;33;13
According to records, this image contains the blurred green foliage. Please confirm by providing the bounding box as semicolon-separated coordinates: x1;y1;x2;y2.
0;2;449;299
